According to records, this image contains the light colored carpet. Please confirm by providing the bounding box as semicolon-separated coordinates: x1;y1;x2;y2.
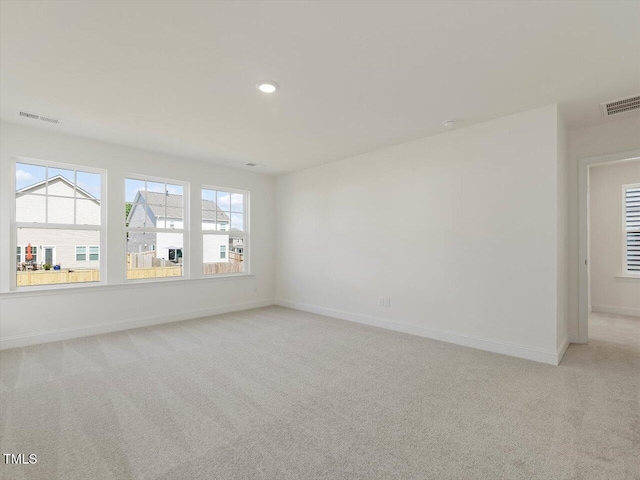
0;306;638;480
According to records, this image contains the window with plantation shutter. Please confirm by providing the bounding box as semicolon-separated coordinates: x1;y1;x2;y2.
625;185;640;273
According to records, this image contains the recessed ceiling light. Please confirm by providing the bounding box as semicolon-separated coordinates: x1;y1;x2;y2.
256;81;278;93
442;120;456;128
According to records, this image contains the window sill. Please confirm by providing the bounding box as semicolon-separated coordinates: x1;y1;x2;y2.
615;273;640;280
0;274;255;299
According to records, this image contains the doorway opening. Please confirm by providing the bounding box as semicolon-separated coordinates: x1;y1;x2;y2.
578;150;640;344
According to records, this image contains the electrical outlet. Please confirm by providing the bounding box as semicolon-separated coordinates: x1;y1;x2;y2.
378;297;385;306
384;297;391;308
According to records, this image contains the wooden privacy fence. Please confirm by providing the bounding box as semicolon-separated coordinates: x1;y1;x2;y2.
203;262;243;275
17;266;183;285
126;266;182;279
128;251;155;268
17;269;100;286
18;260;240;285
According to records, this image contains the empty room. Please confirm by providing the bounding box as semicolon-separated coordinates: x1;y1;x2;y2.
0;1;639;479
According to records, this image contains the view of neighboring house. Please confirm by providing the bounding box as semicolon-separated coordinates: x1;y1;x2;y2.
127;191;244;265
16;176;101;270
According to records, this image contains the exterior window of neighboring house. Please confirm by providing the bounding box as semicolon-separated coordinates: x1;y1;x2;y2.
14;160;103;287
89;246;100;261
125;177;187;280
202;187;248;275
168;248;183;262
18;245;38;264
76;246;87;261
625;184;640;273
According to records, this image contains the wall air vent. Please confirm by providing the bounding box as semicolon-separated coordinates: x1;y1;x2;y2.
18;110;62;125
600;95;640;117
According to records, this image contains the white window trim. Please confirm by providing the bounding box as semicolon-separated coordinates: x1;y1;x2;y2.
75;245;87;261
17;244;40;264
623;182;640;277
201;185;250;276
124;174;190;283
72;245;99;262
89;245;100;261
11;157;107;292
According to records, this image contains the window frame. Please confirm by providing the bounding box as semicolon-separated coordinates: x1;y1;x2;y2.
201;185;250;276
11;157;107;291
75;245;87;261
89;245;100;261
124;173;190;283
623;183;640;276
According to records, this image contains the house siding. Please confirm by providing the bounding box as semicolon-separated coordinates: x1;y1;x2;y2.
15;177;101;269
17;228;100;269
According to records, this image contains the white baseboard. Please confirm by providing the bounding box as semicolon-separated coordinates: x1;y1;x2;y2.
569;333;585;344
591;304;640;318
276;299;562;365
0;299;275;350
556;336;570;364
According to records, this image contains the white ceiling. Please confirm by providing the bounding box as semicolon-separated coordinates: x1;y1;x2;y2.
1;1;639;175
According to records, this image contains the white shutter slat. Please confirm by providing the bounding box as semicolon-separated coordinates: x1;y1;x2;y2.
626;190;640;272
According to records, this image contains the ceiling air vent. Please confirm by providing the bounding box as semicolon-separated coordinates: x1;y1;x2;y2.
39;116;61;124
18;110;62;125
600;95;640;117
19;111;39;120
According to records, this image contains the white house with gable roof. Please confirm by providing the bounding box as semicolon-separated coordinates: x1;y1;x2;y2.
127;191;243;265
16;176;101;269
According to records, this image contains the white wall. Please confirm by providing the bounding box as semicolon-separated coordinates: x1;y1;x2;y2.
568;116;640;337
589;160;640;316
0;122;276;348
556;110;570;350
276;104;565;364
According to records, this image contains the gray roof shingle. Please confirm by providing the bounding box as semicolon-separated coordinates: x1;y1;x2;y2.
136;191;230;222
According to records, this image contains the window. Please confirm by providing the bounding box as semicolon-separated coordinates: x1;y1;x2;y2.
168;248;183;263
202;187;247;275
15;160;103;287
125;176;187;280
74;246;98;262
16;245;38;265
75;246;87;261
625;184;640;274
28;246;38;264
